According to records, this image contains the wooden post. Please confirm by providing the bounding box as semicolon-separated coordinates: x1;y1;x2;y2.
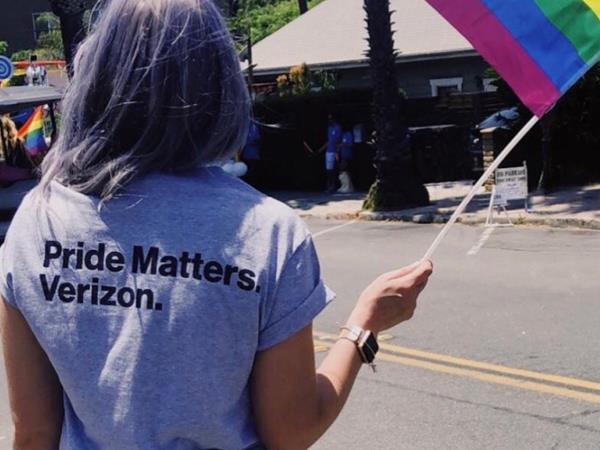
481;127;496;192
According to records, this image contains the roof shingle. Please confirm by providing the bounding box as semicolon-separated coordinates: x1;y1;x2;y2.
250;0;474;73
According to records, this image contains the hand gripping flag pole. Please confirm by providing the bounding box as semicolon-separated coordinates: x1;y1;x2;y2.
422;115;539;261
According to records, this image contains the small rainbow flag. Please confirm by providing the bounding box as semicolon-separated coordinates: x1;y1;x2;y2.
17;106;48;156
426;0;600;117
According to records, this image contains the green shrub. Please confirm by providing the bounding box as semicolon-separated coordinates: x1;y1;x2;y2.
230;0;324;45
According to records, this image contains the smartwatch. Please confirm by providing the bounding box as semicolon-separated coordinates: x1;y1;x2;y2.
340;325;379;371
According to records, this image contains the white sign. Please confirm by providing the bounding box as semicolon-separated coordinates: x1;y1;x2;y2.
0;56;14;81
492;189;507;207
495;165;528;200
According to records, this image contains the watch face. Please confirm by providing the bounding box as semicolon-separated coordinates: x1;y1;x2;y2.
365;332;379;355
359;331;379;363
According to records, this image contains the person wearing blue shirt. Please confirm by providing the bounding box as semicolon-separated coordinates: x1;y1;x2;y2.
241;120;261;185
325;115;342;192
338;130;355;193
340;130;354;167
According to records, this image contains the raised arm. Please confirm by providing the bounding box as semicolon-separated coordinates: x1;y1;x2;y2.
1;298;63;450
251;260;432;449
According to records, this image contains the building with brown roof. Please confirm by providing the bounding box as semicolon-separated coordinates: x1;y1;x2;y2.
249;0;494;99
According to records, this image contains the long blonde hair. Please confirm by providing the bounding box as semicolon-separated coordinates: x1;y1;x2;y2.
0;115;22;160
38;0;250;201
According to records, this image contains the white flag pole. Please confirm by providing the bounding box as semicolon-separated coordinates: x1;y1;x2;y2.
422;115;540;261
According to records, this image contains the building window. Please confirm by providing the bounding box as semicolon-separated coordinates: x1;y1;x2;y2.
430;77;463;97
483;78;499;93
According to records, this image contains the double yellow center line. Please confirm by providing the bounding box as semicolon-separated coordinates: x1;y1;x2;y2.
313;331;600;404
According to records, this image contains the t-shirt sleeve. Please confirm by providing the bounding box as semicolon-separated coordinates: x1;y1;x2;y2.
258;236;335;351
0;243;17;308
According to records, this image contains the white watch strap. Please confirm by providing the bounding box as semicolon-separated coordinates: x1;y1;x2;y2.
340;325;364;342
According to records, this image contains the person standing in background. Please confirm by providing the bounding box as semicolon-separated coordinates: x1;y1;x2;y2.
241;120;261;186
325;114;342;192
0;115;33;186
25;55;41;86
39;64;48;86
338;128;355;193
25;54;48;86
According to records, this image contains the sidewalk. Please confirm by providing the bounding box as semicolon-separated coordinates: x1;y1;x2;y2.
271;182;600;231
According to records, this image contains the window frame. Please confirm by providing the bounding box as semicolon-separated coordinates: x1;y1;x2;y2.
429;77;464;97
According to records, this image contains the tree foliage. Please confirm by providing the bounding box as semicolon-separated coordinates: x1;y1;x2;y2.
485;65;600;187
10;11;64;61
35;31;64;59
0;41;8;56
36;12;61;32
12;43;63;62
35;12;64;59
230;0;324;45
546;65;600;186
276;63;337;96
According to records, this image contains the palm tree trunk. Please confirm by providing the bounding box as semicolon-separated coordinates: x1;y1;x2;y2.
362;0;429;211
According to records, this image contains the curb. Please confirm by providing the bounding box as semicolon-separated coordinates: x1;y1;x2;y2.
298;212;360;221
360;211;449;224
360;211;600;230
297;210;600;231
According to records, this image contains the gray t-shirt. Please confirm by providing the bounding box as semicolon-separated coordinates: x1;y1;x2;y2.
0;167;333;449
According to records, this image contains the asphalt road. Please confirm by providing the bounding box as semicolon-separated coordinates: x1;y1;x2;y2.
1;220;599;449
308;219;600;450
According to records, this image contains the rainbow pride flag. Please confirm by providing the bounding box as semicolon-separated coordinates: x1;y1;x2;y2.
17;106;48;156
426;0;600;117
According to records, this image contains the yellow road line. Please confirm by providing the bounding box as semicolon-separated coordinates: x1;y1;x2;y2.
312;339;600;405
314;331;600;393
378;334;394;342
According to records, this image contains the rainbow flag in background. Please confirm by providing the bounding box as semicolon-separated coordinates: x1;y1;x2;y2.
17;106;48;156
426;0;600;117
